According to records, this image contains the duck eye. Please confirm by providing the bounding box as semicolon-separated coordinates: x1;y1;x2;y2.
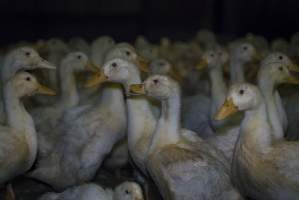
126;51;131;56
25;52;31;57
278;55;283;60
279;66;283;71
77;55;82;59
153;79;159;84
111;62;117;68
125;190;130;194
243;46;248;51
210;54;214;57
239;89;244;95
159;62;165;66
26;77;31;81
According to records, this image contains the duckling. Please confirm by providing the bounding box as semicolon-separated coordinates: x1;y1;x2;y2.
0;72;55;195
215;83;299;200
31;52;98;157
38;182;144;200
129;75;242;200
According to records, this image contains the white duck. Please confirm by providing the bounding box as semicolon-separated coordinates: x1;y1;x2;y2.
129;75;242;200
98;57;156;175
40;38;70;90
216;83;299;200
0;72;55;194
0;47;56;123
68;37;90;56
38;182;144;200
229;42;259;84
31;52;98;156
29;44;148;190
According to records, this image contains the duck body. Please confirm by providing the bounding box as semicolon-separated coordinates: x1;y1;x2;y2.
29;83;127;190
132;75;242;200
0;72;55;184
217;83;299;200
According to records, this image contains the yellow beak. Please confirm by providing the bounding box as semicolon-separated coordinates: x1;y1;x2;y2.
85;69;107;88
288;64;299;73
36;84;56;96
129;84;145;95
215;98;239;120
136;56;149;73
85;62;101;72
196;59;208;70
287;75;299;85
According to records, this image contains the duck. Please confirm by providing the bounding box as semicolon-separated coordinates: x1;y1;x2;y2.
271;38;290;54
0;47;56;123
94;57;156;175
68;37;91;56
149;58;183;82
229;42;260;84
29;43;148;190
39;38;70;90
258;54;299;140
129;75;242;200
79;36;116;105
38;182;144;200
31;52;99;157
0;72;55;196
215;82;299;200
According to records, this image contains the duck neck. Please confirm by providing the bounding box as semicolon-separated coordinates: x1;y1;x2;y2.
209;67;227;116
3;82;37;165
258;73;284;140
150;92;181;151
237;101;273;154
58;64;79;109
98;83;126;112
126;70;156;151
230;58;245;84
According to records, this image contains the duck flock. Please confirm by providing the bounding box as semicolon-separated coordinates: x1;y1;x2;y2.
0;30;299;200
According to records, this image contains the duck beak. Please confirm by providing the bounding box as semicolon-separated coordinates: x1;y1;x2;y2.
169;68;183;82
288;64;299;73
85;69;107;88
215;98;239;120
36;84;56;96
37;58;56;70
129;84;145;95
252;52;262;63
196;59;208;70
85;62;100;72
287;75;299;85
136;56;149;73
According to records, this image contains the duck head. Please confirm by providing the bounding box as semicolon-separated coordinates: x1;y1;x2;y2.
105;43;149;73
215;83;262;120
262;52;299;72
259;62;299;86
62;52;99;73
149;59;183;82
231;43;261;63
130;75;179;101
11;72;56;98
3;47;56;81
114;181;144;200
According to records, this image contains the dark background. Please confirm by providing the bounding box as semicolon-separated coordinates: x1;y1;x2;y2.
1;0;299;45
